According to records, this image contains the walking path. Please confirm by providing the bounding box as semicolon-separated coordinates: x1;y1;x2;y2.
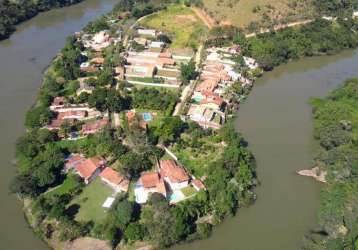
172;44;203;116
127;80;180;88
245;19;314;38
192;7;216;29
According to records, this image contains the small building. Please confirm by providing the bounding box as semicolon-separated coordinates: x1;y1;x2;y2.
133;37;148;46
102;197;115;208
137;28;157;37
134;172;167;204
192;179;205;191
125;64;156;78
81;118;109;135
100;167;129;193
64;154;86;172
75;156;106;184
149;41;165;49
90;57;105;66
50;97;66;110
159;160;189;191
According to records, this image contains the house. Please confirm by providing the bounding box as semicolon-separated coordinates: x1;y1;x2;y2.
192;179;205;191
187;105;222;129
80;66;99;73
75;156;106;184
100;167;129;192
159;160;189;190
137;29;157;37
134;172;167;204
76;77;96;95
243;56;259;69
64;154;86;172
125;64;156;78
199;94;225;111
195;79;219;94
50;97;66;110
149;41;165;49
229;44;242;54
81;118;109;135
90;57;105;66
133;37;148;46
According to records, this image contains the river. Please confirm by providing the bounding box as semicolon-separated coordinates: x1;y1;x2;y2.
1;3;358;250
172;49;358;250
0;0;117;249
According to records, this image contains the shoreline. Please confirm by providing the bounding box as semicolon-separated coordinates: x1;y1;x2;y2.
12;2;358;250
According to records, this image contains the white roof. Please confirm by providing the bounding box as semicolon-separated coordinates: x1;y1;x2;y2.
150;41;165;48
102;197;115;208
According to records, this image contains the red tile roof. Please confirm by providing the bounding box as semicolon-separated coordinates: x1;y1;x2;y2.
100;167;124;185
75;156;105;180
82;118;108;135
65;154;86;171
160;160;189;183
192;179;205;190
140;172;161;188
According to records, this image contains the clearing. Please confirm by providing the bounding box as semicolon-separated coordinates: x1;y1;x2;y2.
138;4;208;49
202;0;313;29
70;177;113;223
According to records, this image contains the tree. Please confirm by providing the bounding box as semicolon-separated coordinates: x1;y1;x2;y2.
116;200;135;227
118;152;149;178
25;106;54;128
88;88;108;112
124;223;144;242
180;60;197;84
97;68;114;86
155;117;187;144
157;34;171;44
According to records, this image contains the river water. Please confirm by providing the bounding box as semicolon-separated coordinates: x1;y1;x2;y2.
0;0;117;249
1;2;358;250
172;50;358;250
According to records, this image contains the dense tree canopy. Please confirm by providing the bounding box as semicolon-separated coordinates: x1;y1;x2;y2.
304;78;358;249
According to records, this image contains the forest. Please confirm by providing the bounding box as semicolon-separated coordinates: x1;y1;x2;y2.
303;79;358;250
0;0;83;40
246;19;358;70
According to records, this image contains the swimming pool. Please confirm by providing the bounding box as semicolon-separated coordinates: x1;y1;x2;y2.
169;190;185;203
142;112;153;122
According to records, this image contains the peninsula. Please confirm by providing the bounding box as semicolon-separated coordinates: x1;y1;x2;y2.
9;0;358;249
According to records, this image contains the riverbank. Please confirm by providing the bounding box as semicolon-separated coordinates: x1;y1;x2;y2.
12;2;257;249
303;78;358;249
0;0;85;40
7;0;358;249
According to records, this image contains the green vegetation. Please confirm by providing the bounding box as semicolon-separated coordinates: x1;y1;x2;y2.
139;4;208;49
131;87;178;115
0;0;83;40
247;19;358;70
202;0;313;29
71;178;113;223
181;186;197;197
303;78;358;249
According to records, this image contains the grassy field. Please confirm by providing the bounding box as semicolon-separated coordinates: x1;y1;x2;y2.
170;133;225;177
45;174;79;198
139;4;208;49
70;177;113;223
202;0;313;28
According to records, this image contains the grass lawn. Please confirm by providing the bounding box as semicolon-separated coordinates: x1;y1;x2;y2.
202;0;313;28
70;177;113;223
139;4;208;49
181;186;197;197
45;174;78;198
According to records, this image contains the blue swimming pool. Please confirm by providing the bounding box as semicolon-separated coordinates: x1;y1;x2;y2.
142;112;153;122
